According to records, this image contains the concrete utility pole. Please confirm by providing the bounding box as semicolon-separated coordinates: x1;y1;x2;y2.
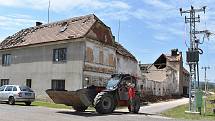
180;6;209;114
201;66;210;114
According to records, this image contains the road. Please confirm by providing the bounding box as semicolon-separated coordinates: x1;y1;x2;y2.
116;98;188;114
139;98;189;114
0;99;209;121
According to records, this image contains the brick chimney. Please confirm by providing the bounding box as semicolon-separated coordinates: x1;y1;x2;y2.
36;22;43;26
171;49;178;56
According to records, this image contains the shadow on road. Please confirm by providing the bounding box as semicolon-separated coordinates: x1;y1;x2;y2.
56;110;155;117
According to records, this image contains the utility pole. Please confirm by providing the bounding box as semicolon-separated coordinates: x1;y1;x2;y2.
180;6;208;114
201;66;210;114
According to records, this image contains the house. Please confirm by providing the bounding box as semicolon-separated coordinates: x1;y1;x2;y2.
0;14;140;100
140;49;190;96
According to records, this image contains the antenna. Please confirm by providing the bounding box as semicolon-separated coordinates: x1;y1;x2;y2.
117;19;120;43
48;0;51;24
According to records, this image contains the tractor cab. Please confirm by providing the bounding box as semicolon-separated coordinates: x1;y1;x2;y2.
106;74;137;90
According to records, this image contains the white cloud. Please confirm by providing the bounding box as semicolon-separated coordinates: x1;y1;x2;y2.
142;0;173;10
0;0;24;7
0;13;41;37
0;0;131;12
0;14;38;28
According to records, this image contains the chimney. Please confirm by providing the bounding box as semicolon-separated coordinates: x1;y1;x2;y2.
171;49;178;56
112;36;115;41
36;22;43;26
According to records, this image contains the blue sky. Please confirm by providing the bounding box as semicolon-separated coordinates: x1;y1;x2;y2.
0;0;214;83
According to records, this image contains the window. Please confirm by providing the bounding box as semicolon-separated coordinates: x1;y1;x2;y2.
13;86;17;91
1;79;9;86
19;86;33;92
94;47;99;63
2;54;11;66
0;86;5;91
26;79;32;88
51;80;65;91
53;48;67;62
108;54;114;66
5;86;13;91
99;51;104;64
86;47;94;63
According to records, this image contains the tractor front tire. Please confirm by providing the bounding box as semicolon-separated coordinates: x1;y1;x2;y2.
128;97;140;114
94;92;115;114
73;105;88;112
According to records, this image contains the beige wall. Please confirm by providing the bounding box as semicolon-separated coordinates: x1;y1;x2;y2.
142;61;185;96
143;65;166;82
0;40;85;100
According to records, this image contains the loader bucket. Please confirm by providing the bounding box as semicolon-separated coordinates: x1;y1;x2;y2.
46;88;93;107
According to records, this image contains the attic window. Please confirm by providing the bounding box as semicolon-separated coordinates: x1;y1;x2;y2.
59;22;68;33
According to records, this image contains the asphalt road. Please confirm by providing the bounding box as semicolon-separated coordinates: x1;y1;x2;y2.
139;98;189;114
0;101;209;121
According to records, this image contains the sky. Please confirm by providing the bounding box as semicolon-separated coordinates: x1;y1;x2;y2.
0;0;215;83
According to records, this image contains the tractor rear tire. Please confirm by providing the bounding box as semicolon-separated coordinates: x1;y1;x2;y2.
73;105;88;112
94;92;115;114
128;97;140;114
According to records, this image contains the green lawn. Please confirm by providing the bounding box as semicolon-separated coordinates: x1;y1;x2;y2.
161;95;215;120
16;101;96;110
31;101;71;109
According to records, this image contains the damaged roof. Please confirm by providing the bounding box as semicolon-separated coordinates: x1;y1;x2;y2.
0;14;137;62
139;64;152;72
0;14;98;49
153;52;182;69
115;42;137;61
165;54;182;62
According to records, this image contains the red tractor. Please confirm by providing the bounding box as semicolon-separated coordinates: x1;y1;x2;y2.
46;74;141;114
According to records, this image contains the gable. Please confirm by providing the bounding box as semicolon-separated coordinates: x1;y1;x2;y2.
153;54;167;69
86;21;114;46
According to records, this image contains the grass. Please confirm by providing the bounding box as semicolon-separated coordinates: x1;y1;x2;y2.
31;101;71;109
161;95;215;120
16;101;96;110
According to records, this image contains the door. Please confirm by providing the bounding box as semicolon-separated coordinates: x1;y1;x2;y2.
0;86;6;101
2;86;13;101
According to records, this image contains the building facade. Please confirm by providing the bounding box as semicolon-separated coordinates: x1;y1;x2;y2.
140;49;190;96
0;14;140;100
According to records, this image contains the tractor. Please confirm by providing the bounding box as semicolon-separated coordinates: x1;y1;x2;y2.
46;74;141;114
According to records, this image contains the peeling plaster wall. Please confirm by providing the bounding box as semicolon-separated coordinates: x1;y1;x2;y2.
116;54;138;75
83;40;116;87
142;65;180;96
143;65;166;82
83;40;140;88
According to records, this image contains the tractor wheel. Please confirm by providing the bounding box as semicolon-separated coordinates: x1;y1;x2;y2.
73;105;88;112
94;92;116;114
128;97;140;114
